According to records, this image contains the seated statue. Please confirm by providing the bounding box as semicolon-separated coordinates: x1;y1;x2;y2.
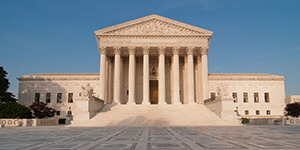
81;83;94;99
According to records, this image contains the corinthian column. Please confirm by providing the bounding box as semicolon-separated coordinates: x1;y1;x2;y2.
128;47;136;104
172;47;181;104
99;46;107;102
113;47;121;104
143;47;150;104
187;47;195;104
158;47;166;104
201;47;209;101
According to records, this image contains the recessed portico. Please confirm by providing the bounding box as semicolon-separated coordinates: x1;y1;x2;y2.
95;14;213;105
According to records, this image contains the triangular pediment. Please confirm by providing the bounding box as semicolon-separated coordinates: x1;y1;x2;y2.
95;14;213;36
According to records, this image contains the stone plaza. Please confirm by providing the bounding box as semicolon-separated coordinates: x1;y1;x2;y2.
0;126;300;150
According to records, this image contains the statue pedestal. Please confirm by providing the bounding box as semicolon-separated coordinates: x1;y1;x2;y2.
73;97;105;121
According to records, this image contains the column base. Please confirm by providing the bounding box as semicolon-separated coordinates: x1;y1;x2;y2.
172;102;182;105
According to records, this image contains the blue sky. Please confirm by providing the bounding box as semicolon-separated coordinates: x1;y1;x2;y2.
1;0;299;97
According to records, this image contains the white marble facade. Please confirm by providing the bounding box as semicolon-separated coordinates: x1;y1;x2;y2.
18;14;286;119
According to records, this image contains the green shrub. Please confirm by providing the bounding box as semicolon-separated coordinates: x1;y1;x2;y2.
241;118;249;124
58;118;66;124
0;102;32;118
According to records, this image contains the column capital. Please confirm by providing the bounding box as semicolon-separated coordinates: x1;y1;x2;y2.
113;46;121;55
142;46;150;55
99;46;107;55
128;46;135;55
200;47;209;55
158;47;165;55
186;47;194;55
172;47;180;55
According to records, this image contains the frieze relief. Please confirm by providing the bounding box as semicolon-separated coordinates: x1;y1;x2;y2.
103;19;204;35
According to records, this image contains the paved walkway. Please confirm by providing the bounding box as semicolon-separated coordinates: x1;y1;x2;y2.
0;126;299;150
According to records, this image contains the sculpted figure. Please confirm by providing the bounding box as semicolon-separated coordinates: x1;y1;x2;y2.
217;83;229;98
81;83;94;99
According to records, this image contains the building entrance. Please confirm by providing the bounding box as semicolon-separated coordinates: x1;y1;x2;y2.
150;80;159;104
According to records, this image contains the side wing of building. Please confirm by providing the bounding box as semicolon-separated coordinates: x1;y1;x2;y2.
208;73;286;117
18;73;100;117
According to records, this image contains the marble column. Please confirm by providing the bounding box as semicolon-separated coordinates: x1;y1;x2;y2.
172;47;181;104
113;47;121;104
99;47;107;102
128;47;136;104
201;47;209;100
158;47;166;104
187;47;195;104
197;56;203;103
143;47;150;104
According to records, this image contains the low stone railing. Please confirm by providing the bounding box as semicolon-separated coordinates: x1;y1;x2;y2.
204;97;238;122
73;96;105;121
0;118;59;127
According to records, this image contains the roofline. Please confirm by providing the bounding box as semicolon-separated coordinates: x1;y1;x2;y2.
94;14;213;35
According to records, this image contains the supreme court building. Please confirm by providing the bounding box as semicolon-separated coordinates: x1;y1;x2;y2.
18;15;286;125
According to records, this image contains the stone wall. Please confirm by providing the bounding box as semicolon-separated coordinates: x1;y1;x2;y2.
208;74;286;116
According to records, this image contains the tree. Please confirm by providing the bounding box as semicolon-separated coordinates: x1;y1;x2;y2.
29;102;57;119
0;66;16;103
0;102;32;118
285;102;300;118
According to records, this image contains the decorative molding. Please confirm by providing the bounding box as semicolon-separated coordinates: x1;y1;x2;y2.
99;46;107;55
128;46;135;55
200;47;209;55
158;47;165;55
186;47;194;55
102;19;205;35
114;46;121;55
172;47;180;55
142;46;150;55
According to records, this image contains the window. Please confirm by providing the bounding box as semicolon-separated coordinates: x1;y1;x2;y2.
46;93;51;103
256;110;260;115
57;93;62;103
265;93;270;103
243;93;248;103
232;93;237;103
266;110;271;115
210;92;216;100
245;110;249;115
56;111;60;116
68;93;73;103
254;93;259;103
34;93;40;102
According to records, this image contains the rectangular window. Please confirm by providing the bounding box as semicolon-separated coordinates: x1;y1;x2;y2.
57;93;62;103
243;93;248;103
245;110;249;115
254;93;259;103
265;93;270;103
34;93;40;103
232;93;237;103
56;111;60;116
256;110;260;115
68;93;73;103
266;110;271;115
210;92;216;100
46;93;51;103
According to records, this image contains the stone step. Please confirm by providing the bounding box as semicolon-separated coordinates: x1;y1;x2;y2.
71;104;240;126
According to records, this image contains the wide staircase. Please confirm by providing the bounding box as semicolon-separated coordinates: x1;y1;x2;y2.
71;104;240;126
